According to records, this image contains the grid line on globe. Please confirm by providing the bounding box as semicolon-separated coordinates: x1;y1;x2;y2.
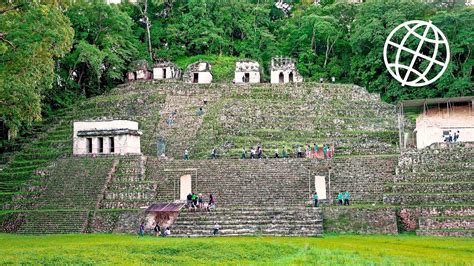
383;20;450;87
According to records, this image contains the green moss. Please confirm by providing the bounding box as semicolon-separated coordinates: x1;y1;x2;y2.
175;55;238;82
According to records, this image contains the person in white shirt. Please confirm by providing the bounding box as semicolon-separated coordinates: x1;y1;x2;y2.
213;222;220;235
164;227;171;237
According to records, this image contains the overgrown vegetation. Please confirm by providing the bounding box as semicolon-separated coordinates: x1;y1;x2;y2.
1;0;472;140
0;234;472;264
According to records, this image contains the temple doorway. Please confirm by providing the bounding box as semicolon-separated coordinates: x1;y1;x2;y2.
180;175;192;200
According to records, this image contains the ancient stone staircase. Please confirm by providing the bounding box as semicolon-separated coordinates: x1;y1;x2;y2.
16;210;89;234
191;83;399;158
171;206;323;237
1;157;117;234
148;158;317;207
157;95;202;158
101;156;157;209
416;206;473;237
383;143;474;237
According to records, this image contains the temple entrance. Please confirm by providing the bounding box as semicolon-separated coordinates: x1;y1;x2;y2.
289;72;294;82
180;175;192;200
86;138;93;153
279;72;284;83
314;176;327;200
244;73;250;83
193;73;199;83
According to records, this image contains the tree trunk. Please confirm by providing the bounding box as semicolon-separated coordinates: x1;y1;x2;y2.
144;0;153;60
324;37;330;68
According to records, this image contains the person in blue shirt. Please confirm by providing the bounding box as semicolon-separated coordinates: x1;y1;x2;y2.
344;191;350;206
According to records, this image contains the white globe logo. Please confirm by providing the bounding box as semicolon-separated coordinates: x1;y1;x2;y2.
383;20;450;87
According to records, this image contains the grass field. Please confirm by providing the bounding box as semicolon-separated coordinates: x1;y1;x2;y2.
0;234;473;265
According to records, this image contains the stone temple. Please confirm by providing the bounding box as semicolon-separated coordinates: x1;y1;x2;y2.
0;72;472;238
152;60;181;81
73;119;142;155
270;57;303;84
234;60;261;84
183;60;213;84
127;60;152;82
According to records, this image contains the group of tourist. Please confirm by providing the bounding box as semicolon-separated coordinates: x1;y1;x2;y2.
337;191;351;206
297;144;333;159
311;191;351;207
183;144;334;160
186;192;216;212
319;77;336;83
444;130;460;143
240;144;334;160
139;222;171;237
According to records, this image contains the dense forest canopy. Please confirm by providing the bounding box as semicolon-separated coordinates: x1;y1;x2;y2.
0;0;473;139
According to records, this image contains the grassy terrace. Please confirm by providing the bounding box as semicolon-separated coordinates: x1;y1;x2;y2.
0;234;472;265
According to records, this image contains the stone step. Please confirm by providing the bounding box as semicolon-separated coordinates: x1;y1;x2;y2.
389;182;474;194
394;171;473;183
172;226;323;237
416;229;474;237
171;206;323;237
17;210;89;234
383;193;474;205
419;216;474;230
419;206;474;217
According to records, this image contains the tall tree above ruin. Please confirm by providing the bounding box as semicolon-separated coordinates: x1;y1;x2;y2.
0;2;73;138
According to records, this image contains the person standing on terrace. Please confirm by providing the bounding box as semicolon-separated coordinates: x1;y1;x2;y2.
213;222;220;236
313;192;319;207
297;145;302;158
274;147;279;158
323;145;328;159
154;223;161;237
183;149;189;160
257;146;263;159
241;148;246;159
344;191;350;206
337;192;343;206
306;144;311;158
313;144;319;158
139;222;145;237
198;193;204;209
282;148;288;158
250;147;255;159
211;148;217;159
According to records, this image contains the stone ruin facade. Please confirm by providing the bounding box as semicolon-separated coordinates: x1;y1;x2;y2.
270;57;303;84
234;60;261;84
73;119;142;155
152;60;181;80
415;105;474;149
127;60;152;82
183;60;212;84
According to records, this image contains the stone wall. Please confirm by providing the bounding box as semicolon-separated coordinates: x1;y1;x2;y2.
328;156;397;203
138;156;396;209
387;143;473;237
415;106;474;149
322;207;398;234
91;209;179;235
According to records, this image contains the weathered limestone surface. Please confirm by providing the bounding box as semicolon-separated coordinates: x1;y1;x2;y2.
322;207;398;234
172;207;323;237
386;143;474;237
329;156;397;203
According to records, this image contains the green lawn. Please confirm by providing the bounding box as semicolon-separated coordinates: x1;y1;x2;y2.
0;234;472;265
